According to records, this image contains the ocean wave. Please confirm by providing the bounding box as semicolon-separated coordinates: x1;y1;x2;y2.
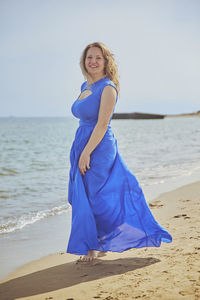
0;204;71;234
0;168;18;176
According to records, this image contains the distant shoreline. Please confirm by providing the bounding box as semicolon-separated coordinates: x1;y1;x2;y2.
0;110;199;119
165;110;200;117
112;110;200;119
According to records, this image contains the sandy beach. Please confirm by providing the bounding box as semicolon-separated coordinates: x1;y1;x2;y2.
0;181;199;300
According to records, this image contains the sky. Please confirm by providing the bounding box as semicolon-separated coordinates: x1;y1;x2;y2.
0;0;200;117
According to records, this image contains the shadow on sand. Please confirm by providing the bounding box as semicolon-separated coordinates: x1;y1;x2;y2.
0;256;160;300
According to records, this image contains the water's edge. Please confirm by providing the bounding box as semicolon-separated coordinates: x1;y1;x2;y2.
1;173;200;281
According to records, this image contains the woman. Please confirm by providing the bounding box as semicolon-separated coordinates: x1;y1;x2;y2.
67;42;172;262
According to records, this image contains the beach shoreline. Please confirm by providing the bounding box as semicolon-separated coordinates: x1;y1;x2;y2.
0;180;199;300
0;169;199;282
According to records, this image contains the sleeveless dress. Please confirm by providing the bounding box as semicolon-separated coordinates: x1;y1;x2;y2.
66;76;172;255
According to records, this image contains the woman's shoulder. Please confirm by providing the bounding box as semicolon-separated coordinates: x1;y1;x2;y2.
101;77;118;95
80;77;117;95
103;76;115;85
81;81;87;92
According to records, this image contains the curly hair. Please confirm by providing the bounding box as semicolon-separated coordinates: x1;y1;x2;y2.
80;42;120;94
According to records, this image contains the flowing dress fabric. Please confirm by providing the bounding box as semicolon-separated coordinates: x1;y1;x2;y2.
67;76;172;255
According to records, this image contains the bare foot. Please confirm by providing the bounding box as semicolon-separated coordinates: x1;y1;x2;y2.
78;250;98;262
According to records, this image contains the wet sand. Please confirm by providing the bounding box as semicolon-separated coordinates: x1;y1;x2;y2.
0;181;199;300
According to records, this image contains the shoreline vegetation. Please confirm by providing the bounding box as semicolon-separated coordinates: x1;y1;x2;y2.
0;181;199;300
112;110;200;119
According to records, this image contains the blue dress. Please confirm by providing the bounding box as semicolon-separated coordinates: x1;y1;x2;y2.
67;76;172;255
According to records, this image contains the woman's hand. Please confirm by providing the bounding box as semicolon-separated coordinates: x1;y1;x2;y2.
79;149;91;175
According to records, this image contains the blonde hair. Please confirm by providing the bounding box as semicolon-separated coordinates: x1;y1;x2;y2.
80;42;120;94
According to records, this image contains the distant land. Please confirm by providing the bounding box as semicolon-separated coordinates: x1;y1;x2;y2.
112;110;200;120
165;110;200;118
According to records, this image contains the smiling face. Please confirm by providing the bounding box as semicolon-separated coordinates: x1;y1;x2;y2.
85;47;105;80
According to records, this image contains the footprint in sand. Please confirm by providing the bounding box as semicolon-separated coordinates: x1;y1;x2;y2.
179;199;190;203
149;202;163;208
80;273;88;277
173;214;189;218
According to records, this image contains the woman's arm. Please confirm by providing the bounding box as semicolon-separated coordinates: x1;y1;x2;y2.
79;85;117;175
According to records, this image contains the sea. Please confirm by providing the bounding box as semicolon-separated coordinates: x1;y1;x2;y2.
0;116;200;279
